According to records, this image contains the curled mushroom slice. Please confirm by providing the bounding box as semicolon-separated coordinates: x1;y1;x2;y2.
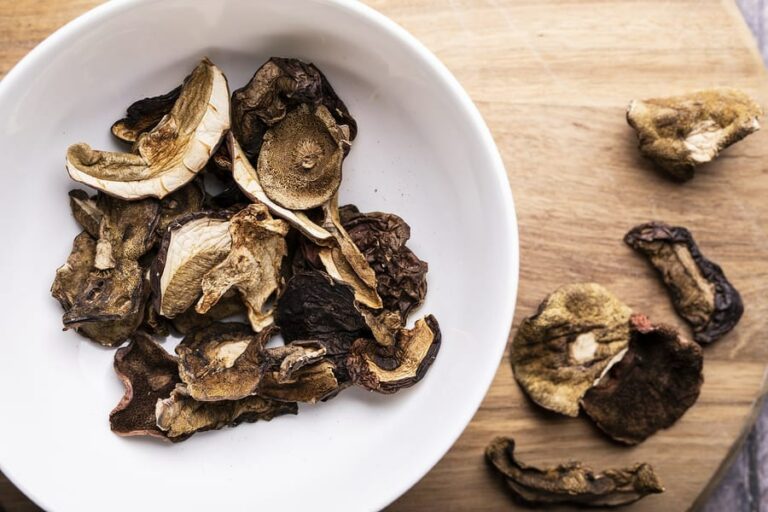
511;283;632;417
151;211;233;318
175;322;271;401
111;84;182;144
155;385;297;440
340;205;428;320
627;88;762;180
93;193;160;268
625;221;743;344
347;315;441;394
275;270;368;356
66;58;230;199
231;57;356;161
486;437;664;507
229;132;333;244
68;189;102;238
256;104;347;210
109;333;181;439
171;291;245;335
196;203;289;332
581;314;703;445
258;359;340;404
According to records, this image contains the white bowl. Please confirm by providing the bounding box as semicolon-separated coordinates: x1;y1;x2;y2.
0;1;518;510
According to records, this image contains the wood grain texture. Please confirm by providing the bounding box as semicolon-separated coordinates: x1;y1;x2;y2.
1;1;767;511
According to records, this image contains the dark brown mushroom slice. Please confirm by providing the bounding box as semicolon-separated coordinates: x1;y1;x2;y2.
93;193;160;269
275;270;368;356
170;291;246;335
624;221;743;344
141;300;171;337
109;333;181;439
62;259;147;347
196;203;289;332
510;283;632;417
231;57;356;161
51;232;97;310
151;210;234;318
155;178;206;238
175;322;273;401
347;315;441;394
581;314;704;445
155;385;297;441
340;204;428;320
256;104;347;211
111;84;182;144
486;437;664;506
626;88;762;181
68;189;102;238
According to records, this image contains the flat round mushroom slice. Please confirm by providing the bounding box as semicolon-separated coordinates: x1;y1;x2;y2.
109;333;181;439
151;210;233;318
155;385;297;441
196;203;289;332
111;84;182;144
175;322;272;402
66;58;230;200
256;104;346;210
486;437;664;507
510;283;632;417
581;314;704;445
228;132;333;244
347;314;442;394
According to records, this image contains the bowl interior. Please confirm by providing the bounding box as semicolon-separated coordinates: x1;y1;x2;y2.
0;1;517;510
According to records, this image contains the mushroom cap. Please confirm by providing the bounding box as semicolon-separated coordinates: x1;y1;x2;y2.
66;58;230;200
256;104;345;210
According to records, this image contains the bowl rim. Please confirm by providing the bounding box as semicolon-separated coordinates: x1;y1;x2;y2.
0;0;519;510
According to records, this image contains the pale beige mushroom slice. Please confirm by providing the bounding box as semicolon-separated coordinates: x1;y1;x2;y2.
66;58;230;199
150;211;233;318
196;203;289;332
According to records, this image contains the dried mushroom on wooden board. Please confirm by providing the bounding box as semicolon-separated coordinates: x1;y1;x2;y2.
581;314;704;445
55;56;441;442
486;437;664;506
625;221;743;344
511;283;632;417
627;88;762;180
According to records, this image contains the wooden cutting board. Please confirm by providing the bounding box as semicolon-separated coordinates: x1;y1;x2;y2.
2;1;768;511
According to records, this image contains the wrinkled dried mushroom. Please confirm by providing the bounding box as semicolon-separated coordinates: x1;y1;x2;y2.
627;88;762;180
109;333;181;439
111;84;181;144
486;437;664;506
170;291;245;335
67;58;229;199
625;221;743;344
156;179;206;237
196;203;288;332
156;385;297;440
511;283;632;417
581;314;703;445
347;315;441;394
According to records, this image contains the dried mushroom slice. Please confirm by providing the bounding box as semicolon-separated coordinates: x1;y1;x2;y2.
256;104;347;210
581;314;704;445
627;89;762;180
63;259;147;347
275;270;368;356
229;132;334;243
486;437;664;507
68;189;102;238
196;204;289;332
347;315;441;394
340;205;428;320
109;333;181;439
625;221;743;344
176;322;271;401
94;193;160;264
51;232;96;310
66;58;230;199
511;283;632;417
171;291;245;335
259;359;340;404
111;84;182;144
156;179;205;237
155;385;297;440
151;211;233;318
231;57;356;161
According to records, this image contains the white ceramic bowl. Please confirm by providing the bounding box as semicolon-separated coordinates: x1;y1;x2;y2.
0;1;518;510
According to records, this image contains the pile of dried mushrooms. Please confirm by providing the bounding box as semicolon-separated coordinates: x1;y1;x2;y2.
52;57;441;442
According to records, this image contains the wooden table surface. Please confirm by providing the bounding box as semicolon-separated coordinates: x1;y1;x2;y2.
2;1;768;511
